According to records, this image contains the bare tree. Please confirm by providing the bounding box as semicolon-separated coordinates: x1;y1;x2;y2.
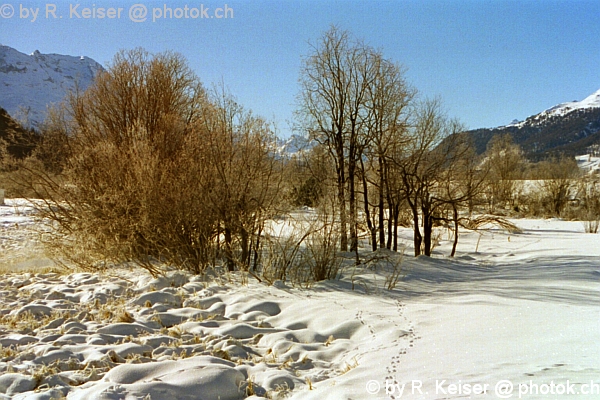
437;136;488;257
361;53;414;251
198;86;282;272
298;26;375;253
390;99;470;257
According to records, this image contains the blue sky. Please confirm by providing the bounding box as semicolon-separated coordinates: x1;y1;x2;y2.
1;0;599;137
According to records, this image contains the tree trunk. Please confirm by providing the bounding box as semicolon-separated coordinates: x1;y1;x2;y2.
335;144;348;252
240;228;249;269
422;204;433;257
224;226;234;271
360;159;377;251
348;152;358;253
378;157;386;249
252;225;262;272
386;190;394;250
338;184;348;252
410;203;421;257
422;216;430;256
393;203;400;252
450;205;459;257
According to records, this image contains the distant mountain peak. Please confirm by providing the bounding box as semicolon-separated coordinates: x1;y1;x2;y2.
468;88;600;159
501;88;600;130
0;45;104;127
542;88;600;118
277;134;314;155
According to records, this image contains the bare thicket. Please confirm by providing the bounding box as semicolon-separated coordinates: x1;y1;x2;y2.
482;134;525;212
576;177;600;233
286;143;331;208
260;202;341;287
388;99;485;257
298;26;373;253
530;156;580;217
0;107;42;197
23;49;280;276
298;26;416;257
32;105;73;174
197;86;283;272
12;27;592;282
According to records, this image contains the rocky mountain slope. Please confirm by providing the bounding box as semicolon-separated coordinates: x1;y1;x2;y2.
0;45;103;127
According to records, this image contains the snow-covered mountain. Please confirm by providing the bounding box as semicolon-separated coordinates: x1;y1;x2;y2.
508;88;600;128
275;134;315;156
467;88;600;158
0;45;103;127
544;88;600;116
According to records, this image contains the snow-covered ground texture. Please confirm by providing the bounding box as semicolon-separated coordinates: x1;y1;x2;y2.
576;154;600;175
0;201;599;399
0;200;54;273
0;45;103;126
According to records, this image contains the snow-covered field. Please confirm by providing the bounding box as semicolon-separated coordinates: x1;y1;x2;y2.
0;199;599;399
0;200;54;273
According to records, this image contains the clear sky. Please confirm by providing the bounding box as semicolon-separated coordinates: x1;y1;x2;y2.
1;0;599;137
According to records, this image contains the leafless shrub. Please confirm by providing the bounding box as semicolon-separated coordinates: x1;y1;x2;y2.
22;49;280;277
463;215;522;234
260;208;341;287
303;211;342;282
383;250;405;290
260;220;313;284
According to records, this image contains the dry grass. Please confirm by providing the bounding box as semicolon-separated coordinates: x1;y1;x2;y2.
340;356;359;374
260;208;342;287
0;309;67;333
464;215;521;234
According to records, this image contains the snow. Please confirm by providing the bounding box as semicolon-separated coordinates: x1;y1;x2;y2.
576;154;600;174
0;45;103;126
505;88;600;128
0;200;599;399
275;134;315;157
0;199;54;272
546;88;600;117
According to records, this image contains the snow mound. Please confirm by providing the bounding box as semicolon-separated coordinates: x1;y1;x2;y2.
1;201;600;399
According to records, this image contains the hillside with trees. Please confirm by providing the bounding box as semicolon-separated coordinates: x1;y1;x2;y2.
0;107;37;159
467;107;600;160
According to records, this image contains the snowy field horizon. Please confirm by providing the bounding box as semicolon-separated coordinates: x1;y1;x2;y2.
0;198;599;399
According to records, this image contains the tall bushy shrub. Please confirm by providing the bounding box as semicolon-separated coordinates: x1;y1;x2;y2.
29;49;280;275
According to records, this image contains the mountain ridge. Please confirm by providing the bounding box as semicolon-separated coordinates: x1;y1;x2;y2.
505;88;600;128
0;45;104;127
466;88;600;159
